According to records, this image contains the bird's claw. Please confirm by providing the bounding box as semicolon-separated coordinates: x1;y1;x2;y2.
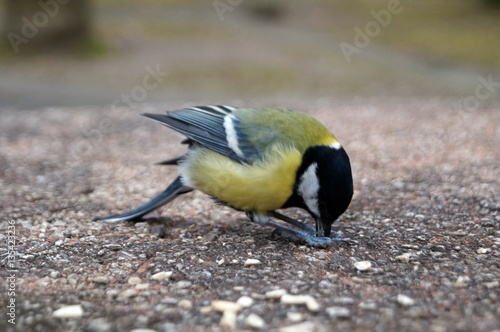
272;228;350;248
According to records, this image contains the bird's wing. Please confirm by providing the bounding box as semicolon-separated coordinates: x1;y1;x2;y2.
143;105;261;164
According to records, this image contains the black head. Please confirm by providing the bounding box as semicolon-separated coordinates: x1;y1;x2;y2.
284;144;353;237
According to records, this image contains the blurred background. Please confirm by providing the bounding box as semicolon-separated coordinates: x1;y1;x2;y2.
0;0;499;110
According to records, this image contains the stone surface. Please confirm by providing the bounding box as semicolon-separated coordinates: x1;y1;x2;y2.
2;97;498;332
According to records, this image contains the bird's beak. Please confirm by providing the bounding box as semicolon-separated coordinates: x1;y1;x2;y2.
315;218;332;238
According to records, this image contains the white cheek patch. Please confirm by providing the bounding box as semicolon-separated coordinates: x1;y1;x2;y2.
298;162;320;217
223;114;245;158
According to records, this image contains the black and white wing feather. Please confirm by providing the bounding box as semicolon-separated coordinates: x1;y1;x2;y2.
143;105;259;164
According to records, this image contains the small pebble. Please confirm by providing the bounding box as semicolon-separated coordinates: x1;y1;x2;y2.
118;289;137;298
50;271;61;278
199;306;212;314
305;297;321;312
281;294;311;305
281;294;320;312
135;283;149;290
354;261;372;272
396;253;411;262
88;318;111;331
397;294;415;306
237;296;254;308
326;306;351;319
219;310;237;330
211;300;241;313
334;297;355;305
172;281;192;289
287;312;304;322
279;321;314;332
106;289;119;298
318;280;335;291
454;275;470;287
178;299;193;310
483;281;499;289
245;313;266;329
359;301;377;310
53;305;84;318
244;258;262;266
103;244;122;250
151;271;173;281
91;276;109;284
251;293;266;300
265;289;287;299
128;277;142;285
476;248;491;254
451;230;467;237
134;222;148;228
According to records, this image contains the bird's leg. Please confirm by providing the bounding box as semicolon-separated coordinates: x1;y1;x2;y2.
270;211;347;240
246;211;305;234
269;211;315;233
246;211;348;248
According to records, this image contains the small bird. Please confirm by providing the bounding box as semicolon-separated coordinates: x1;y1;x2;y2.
96;105;353;247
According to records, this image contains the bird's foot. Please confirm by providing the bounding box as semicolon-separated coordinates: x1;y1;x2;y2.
248;211;349;248
272;228;350;248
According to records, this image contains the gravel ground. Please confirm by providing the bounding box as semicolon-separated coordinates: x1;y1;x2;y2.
0;99;499;332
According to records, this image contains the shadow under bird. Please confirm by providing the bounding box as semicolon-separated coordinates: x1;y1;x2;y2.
96;105;353;247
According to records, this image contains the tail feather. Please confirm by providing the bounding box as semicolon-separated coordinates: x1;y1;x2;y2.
95;176;192;223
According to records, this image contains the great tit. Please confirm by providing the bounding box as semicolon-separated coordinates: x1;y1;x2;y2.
96;105;353;247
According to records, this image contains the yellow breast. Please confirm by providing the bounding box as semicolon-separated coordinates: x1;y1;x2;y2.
179;144;302;214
